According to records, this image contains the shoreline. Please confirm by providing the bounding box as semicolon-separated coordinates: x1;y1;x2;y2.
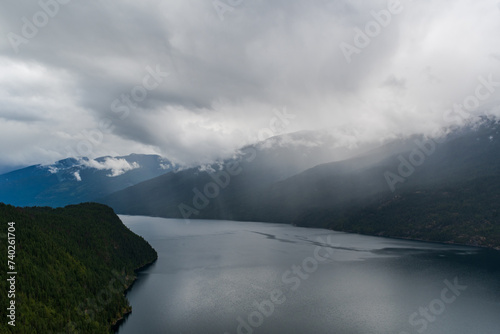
111;258;158;333
109;216;498;333
119;214;500;251
383;235;500;251
332;229;500;252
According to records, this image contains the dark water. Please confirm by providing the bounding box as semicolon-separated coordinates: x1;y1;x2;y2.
117;216;500;334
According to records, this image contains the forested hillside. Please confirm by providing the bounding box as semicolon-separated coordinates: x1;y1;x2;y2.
0;203;157;333
295;175;500;249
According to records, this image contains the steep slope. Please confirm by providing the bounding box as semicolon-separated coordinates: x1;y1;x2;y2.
0;202;157;333
287;122;500;248
99;127;452;221
259;120;500;222
0;154;174;207
102;120;500;248
240;120;500;248
319;176;500;249
100;130;393;219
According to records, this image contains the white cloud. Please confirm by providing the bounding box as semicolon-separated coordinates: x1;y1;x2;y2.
73;171;82;182
80;158;140;177
198;164;216;173
48;166;59;174
160;163;171;170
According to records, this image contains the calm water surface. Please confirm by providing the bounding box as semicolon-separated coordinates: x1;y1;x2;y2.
117;216;500;334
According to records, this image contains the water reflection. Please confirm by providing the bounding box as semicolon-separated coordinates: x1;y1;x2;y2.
117;216;500;334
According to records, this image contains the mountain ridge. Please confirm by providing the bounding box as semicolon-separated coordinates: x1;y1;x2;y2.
0;154;175;207
101;120;500;249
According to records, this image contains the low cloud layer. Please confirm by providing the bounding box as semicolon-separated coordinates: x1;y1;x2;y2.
80;157;140;177
1;0;499;168
73;170;81;182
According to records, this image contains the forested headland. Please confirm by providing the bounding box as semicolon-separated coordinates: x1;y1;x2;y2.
0;202;157;333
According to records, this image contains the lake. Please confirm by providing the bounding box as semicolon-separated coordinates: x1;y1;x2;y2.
116;216;500;334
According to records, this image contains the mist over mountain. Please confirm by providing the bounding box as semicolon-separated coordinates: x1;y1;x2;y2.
3;118;500;248
0;130;387;209
98;130;388;218
0;154;174;207
101;119;500;248
98;127;449;220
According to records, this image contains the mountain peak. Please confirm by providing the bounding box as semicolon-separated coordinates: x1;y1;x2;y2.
0;154;174;207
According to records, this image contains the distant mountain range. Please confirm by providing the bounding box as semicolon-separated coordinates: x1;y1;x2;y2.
2;120;499;249
100;119;500;249
0;154;174;207
99;130;387;219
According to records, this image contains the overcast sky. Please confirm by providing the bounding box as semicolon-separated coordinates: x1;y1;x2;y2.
1;0;499;169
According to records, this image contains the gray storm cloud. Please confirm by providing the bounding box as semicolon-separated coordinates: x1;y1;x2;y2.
0;0;499;168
